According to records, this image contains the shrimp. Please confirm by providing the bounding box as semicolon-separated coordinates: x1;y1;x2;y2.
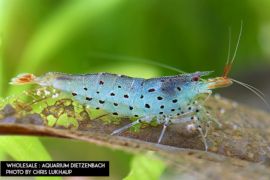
10;69;233;150
11;22;268;151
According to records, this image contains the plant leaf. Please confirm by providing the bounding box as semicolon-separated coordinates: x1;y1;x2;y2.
124;152;166;180
1;93;270;178
0;147;6;160
16;0;122;73
0;136;62;180
0;47;3;97
0;136;51;160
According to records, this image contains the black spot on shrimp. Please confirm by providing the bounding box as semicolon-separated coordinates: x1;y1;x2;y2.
148;88;155;92
99;100;105;104
145;104;150;108
86;97;92;101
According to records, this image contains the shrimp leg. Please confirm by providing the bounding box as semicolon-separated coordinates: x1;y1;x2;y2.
111;116;153;135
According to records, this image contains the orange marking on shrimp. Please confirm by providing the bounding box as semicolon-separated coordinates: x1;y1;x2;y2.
10;73;36;85
223;63;232;78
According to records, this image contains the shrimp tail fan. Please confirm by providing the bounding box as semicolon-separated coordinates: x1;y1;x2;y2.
10;73;37;85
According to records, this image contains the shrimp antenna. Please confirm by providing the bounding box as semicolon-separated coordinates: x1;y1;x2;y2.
226;27;232;65
87;52;186;74
231;78;270;110
223;21;243;78
231;21;243;65
232;79;266;97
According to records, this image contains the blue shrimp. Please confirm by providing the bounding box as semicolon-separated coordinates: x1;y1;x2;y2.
12;22;268;151
10;70;233;150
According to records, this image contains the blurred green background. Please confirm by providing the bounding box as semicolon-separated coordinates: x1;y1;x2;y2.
0;0;270;179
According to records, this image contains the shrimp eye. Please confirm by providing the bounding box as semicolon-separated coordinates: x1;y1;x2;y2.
192;76;200;81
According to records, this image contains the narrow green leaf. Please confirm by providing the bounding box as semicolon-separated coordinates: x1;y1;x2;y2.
0;0;4;97
0;136;51;160
0;147;6;160
36;176;62;180
124;152;166;180
17;0;122;73
94;63;161;78
0;136;62;180
0;49;3;97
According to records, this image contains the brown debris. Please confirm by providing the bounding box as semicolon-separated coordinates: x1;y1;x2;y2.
0;95;270;179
